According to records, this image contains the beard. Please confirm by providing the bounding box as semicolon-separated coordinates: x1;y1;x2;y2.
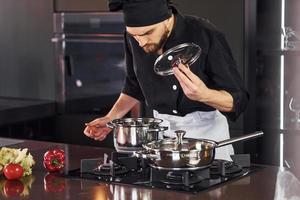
142;28;170;53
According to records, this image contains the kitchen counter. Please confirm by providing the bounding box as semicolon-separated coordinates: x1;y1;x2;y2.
0;137;299;200
0;97;56;126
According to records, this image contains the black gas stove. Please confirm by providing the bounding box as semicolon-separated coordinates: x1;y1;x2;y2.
67;152;263;194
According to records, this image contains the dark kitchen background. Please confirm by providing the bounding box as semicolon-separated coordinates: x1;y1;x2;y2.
1;0;300;168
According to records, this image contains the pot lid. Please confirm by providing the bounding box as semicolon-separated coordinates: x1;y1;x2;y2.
143;130;216;152
109;117;163;127
154;43;201;76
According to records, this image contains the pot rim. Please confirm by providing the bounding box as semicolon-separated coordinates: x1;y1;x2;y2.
109;117;163;127
142;138;218;153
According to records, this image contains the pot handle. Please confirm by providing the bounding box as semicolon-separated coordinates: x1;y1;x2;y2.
146;126;168;132
133;150;159;159
106;121;115;129
175;130;186;144
217;131;264;148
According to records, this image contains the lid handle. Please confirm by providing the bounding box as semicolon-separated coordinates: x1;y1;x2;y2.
175;130;186;144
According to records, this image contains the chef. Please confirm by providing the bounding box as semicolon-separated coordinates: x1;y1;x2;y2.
84;0;249;161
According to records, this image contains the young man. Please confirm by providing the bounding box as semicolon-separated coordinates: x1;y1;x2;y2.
84;0;249;160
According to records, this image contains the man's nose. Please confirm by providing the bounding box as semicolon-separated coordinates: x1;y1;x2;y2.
135;36;148;47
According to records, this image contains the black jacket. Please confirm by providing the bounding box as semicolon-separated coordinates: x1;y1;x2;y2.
122;9;249;121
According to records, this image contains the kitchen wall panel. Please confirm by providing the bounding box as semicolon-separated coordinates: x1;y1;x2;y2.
255;0;300;166
0;0;55;100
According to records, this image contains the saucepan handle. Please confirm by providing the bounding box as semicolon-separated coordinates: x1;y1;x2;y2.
217;131;264;148
106;121;115;129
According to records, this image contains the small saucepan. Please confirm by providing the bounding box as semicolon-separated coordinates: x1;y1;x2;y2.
134;130;263;169
107;118;168;153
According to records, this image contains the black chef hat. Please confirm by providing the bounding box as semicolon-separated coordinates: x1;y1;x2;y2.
108;0;172;27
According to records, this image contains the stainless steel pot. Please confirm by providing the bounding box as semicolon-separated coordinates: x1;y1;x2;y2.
107;118;168;152
135;130;264;170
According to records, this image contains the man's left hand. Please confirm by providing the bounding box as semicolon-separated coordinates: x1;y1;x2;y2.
173;63;209;102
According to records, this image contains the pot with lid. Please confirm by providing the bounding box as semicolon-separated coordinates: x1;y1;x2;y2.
107;118;168;153
135;130;264;170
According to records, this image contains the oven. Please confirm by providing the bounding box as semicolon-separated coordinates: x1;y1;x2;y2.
52;12;126;114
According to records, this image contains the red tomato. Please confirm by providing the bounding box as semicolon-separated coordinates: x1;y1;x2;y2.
3;163;24;180
3;180;24;197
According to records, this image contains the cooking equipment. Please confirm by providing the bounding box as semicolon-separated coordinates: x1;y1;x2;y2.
106;118;168;152
136;130;263;169
154;43;201;76
70;152;263;194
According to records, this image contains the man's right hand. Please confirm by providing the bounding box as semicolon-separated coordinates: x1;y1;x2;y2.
83;93;140;141
84;116;113;141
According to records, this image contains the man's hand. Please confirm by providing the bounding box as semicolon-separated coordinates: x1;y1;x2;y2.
84;116;112;141
173;63;210;102
173;63;234;112
83;93;141;141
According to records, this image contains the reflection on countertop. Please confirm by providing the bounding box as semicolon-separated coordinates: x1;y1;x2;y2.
0;137;299;200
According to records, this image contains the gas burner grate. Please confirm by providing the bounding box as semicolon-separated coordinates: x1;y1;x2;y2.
93;163;129;176
69;153;263;194
161;171;206;185
150;166;210;187
210;159;242;176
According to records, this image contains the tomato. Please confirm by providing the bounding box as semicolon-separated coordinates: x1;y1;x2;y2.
3;180;24;197
3;163;24;180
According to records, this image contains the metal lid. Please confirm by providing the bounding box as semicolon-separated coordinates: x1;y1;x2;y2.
154;43;202;76
109;117;163;127
143;130;216;152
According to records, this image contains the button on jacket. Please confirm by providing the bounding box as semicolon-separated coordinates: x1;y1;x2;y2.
122;9;249;121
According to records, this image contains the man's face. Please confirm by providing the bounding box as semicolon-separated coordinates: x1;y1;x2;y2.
126;20;170;53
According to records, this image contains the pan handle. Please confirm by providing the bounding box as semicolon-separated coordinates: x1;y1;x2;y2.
217;131;264;148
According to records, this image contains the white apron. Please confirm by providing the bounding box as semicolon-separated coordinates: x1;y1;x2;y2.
153;110;234;161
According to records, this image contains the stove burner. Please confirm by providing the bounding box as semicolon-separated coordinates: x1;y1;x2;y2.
210;159;242;176
150;165;210;186
161;171;205;185
94;163;129;176
71;153;262;194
